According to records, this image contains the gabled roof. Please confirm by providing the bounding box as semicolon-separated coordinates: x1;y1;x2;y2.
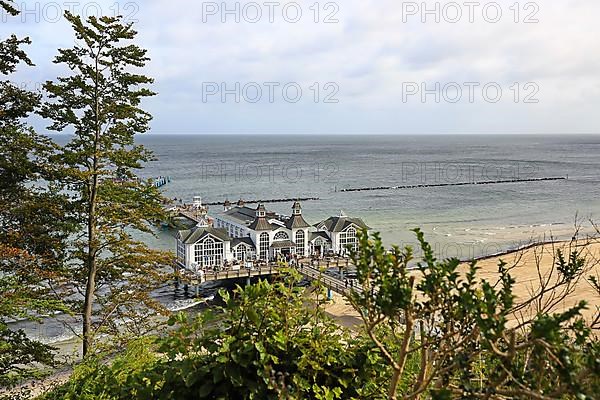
309;231;331;242
285;214;311;230
178;227;231;244
314;216;370;233
232;237;255;248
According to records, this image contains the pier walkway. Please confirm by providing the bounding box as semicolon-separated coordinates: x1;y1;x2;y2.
177;259;357;296
170;197;320;224
297;262;361;295
178;264;281;284
176;209;206;224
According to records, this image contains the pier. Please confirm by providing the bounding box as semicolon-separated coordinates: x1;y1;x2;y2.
176;209;207;224
178;264;281;284
177;259;356;296
339;177;567;193
297;262;360;295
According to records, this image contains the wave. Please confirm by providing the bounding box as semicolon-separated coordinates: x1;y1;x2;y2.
165;296;214;312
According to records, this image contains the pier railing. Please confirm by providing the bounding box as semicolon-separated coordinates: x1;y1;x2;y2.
179;265;278;284
177;259;358;296
296;263;362;295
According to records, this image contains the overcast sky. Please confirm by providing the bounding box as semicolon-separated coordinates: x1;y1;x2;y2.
4;0;600;134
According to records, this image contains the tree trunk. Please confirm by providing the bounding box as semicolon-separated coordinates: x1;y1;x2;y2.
82;149;99;357
82;220;96;356
388;313;414;399
82;52;101;358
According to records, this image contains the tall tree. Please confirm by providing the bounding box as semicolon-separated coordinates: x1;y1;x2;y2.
0;0;71;386
41;12;172;357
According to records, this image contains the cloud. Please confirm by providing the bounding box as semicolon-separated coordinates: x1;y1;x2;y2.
5;0;600;134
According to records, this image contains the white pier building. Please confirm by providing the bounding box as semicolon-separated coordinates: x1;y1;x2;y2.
175;201;369;270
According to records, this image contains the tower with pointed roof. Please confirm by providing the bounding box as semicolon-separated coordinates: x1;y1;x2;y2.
248;204;272;231
286;201;310;257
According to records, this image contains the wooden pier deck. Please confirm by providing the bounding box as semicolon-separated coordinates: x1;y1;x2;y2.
177;209;206;224
177;260;357;296
203;197;320;206
178;264;280;284
297;263;361;295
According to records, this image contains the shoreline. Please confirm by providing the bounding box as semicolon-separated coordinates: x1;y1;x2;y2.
325;236;600;329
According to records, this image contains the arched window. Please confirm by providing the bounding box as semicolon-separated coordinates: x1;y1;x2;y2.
259;232;270;260
295;230;305;257
236;245;248;261
273;231;289;241
194;242;203;265
339;226;358;253
195;237;223;267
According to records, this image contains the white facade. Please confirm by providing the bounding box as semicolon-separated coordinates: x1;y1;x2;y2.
313;212;367;256
176;203;368;269
176;229;234;270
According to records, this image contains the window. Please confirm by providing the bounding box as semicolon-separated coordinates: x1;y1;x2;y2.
177;239;185;262
194;243;203;266
295;230;305;256
259;232;269;260
195;237;224;268
339;227;357;253
236;245;249;261
273;231;289;241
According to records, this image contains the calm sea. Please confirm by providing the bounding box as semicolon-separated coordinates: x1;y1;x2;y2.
137;134;600;259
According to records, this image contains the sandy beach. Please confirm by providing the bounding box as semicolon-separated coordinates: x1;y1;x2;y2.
323;239;600;328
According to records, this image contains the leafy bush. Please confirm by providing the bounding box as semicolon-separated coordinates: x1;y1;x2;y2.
41;231;600;400
347;229;600;399
42;270;392;399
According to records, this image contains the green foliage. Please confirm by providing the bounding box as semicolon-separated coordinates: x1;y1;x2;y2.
42;272;393;399
0;1;19;16
348;229;600;399
129;272;388;399
0;325;56;387
39;338;158;400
